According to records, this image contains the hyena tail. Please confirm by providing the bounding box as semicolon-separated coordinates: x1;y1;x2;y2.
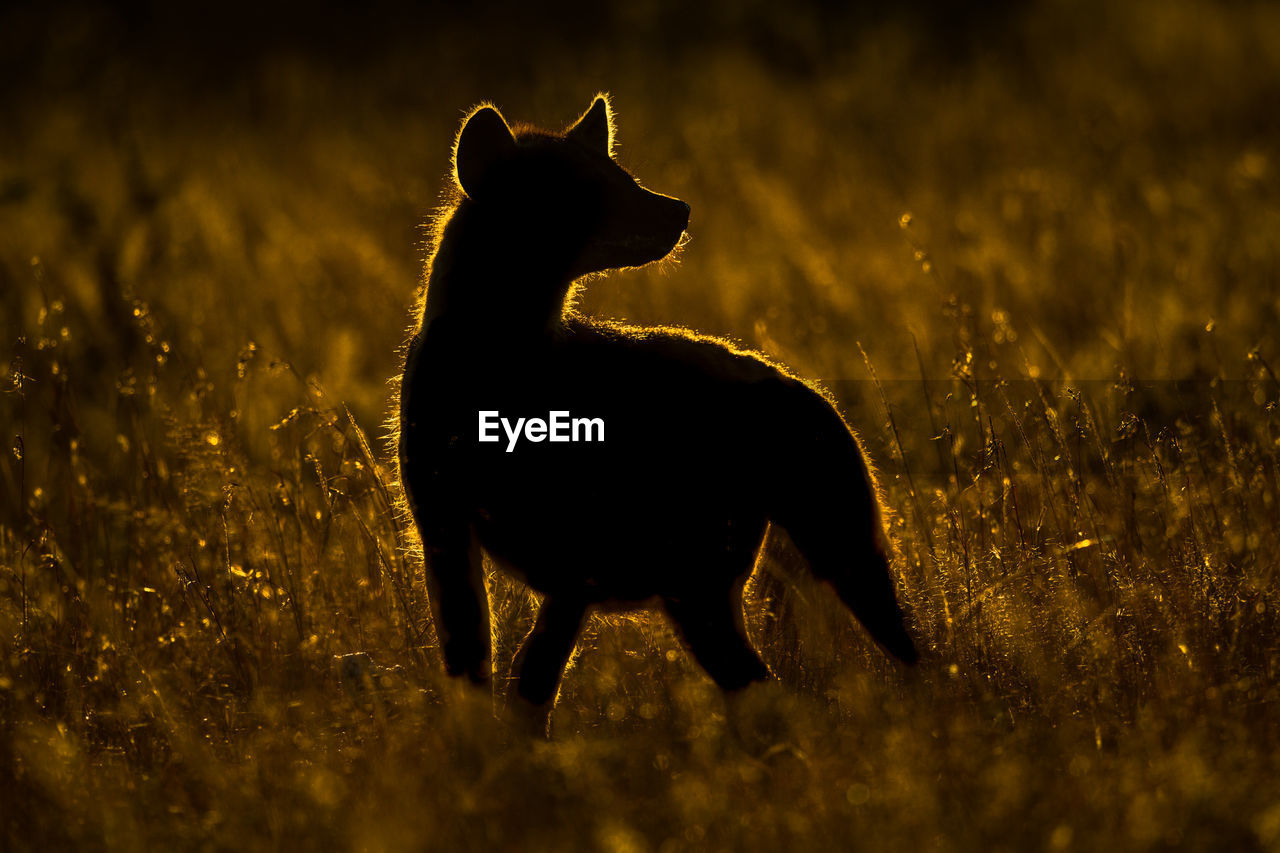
765;380;920;665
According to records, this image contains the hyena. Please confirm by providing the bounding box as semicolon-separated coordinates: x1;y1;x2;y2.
398;95;918;728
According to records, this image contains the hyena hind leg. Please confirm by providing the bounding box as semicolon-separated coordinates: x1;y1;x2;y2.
663;582;770;693
509;594;589;726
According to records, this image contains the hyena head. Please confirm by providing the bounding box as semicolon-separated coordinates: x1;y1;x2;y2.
452;95;690;281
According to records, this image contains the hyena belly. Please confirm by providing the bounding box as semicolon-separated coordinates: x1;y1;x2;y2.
417;320;780;603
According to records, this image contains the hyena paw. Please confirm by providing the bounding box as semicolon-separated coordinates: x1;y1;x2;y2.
723;682;808;764
499;696;554;740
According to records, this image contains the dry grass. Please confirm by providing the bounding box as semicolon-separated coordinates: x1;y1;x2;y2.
2;0;1280;849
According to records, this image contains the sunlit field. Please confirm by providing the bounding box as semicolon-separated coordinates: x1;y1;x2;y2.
3;1;1280;849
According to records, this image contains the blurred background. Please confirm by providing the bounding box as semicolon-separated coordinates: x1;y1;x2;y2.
5;0;1277;426
3;1;1280;850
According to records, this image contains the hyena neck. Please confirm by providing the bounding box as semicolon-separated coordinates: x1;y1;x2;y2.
421;202;576;339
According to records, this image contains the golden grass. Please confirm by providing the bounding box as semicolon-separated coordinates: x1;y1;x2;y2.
2;0;1279;849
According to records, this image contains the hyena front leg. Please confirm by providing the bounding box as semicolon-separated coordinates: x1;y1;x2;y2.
419;525;490;684
508;594;588;732
401;339;493;683
663;579;769;692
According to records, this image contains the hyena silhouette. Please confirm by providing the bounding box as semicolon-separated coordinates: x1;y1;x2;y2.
398;95;918;724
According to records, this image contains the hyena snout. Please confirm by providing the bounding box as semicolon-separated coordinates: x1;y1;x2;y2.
669;197;692;238
623;191;690;258
651;194;690;251
580;187;689;273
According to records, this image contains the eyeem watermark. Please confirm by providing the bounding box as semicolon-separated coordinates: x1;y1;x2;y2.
479;411;605;452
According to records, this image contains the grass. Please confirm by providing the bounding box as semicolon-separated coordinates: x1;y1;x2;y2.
2;0;1280;849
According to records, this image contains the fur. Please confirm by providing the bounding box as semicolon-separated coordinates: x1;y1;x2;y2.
393;96;918;723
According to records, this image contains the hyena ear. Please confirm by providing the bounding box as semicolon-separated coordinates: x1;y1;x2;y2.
455;105;516;197
567;95;613;156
